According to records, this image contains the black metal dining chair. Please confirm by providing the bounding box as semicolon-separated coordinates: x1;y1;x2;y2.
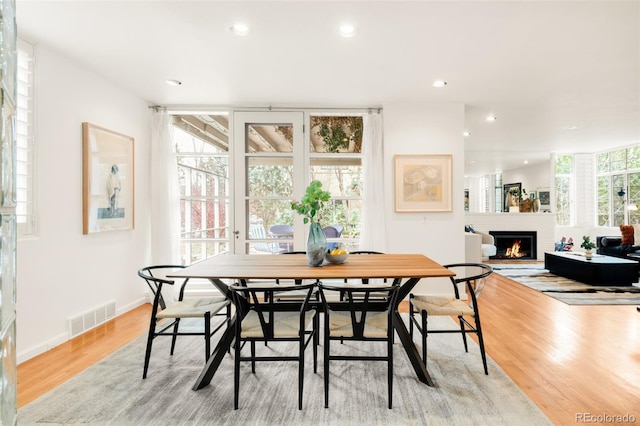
228;282;318;410
317;282;400;409
137;265;231;379
409;263;493;375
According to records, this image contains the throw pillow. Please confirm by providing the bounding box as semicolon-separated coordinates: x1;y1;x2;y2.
620;224;634;245
465;225;476;233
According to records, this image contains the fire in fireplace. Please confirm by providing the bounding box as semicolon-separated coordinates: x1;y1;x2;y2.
489;231;537;260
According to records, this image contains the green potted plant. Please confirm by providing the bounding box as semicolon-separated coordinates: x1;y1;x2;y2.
580;235;596;258
291;180;331;266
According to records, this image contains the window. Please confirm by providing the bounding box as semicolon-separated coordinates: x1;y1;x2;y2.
554;154;573;226
16;39;35;236
172;114;230;265
494;173;502;213
596;145;640;226
308;115;363;248
170;111;366;264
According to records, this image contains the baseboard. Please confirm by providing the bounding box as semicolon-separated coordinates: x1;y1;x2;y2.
17;297;149;364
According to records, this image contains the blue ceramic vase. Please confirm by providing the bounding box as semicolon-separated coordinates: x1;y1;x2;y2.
306;222;327;266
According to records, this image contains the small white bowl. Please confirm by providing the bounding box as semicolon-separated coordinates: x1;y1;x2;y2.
325;251;349;264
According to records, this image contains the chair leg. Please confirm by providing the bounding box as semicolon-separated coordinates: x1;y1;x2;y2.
170;318;180;355
298;334;304;410
323;321;330;408
313;313;319;374
459;316;469;352
475;317;489;375
251;341;256;374
142;321;156;379
388;332;393;409
234;331;241;410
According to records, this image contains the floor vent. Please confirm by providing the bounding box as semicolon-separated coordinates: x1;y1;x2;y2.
67;301;117;338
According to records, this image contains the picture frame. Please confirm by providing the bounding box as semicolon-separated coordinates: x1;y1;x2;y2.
394;154;452;212
502;182;522;212
537;187;551;211
82;123;135;234
529;190;537;200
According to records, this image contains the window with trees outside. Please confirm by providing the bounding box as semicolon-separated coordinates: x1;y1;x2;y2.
172;114;230;265
554;154;573;226
596;145;640;227
171;112;364;265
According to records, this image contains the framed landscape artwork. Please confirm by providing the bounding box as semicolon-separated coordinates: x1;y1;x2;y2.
502;182;522;212
394;154;452;212
82;123;135;234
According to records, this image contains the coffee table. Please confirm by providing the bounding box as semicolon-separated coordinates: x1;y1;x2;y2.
544;251;638;286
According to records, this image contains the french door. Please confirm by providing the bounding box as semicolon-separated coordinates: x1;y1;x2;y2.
232;111;306;254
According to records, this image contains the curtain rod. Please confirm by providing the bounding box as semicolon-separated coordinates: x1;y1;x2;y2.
148;104;382;114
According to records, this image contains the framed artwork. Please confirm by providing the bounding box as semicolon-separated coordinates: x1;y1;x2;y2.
529;191;537;200
502;182;522;212
394;154;452;212
82;123;135;234
537;187;551;211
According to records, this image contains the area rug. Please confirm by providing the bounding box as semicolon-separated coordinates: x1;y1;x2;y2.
18;317;550;425
492;264;640;305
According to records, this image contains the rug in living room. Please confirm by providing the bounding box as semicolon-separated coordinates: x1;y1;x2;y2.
492;264;640;305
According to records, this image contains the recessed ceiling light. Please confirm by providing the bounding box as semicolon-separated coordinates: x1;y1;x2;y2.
486;115;497;122
230;23;250;36
166;79;182;86
524;160;529;164
564;125;579;130
432;80;447;88
463;131;471;137
339;24;357;38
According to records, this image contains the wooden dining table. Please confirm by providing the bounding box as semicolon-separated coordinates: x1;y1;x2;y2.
168;253;454;390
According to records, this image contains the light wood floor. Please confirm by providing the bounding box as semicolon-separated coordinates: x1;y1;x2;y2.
18;271;640;425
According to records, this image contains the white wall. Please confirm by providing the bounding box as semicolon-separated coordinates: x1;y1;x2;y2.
16;44;152;362
383;102;466;294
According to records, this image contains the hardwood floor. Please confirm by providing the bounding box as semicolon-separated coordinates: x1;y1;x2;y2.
18;272;640;424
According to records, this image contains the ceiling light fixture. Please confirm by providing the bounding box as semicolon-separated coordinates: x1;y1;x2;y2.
463;131;470;137
432;80;447;88
339;24;357;38
486;115;497;122
166;79;182;86
230;23;250;36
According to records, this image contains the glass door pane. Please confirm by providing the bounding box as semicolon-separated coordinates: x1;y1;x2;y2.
233;112;304;254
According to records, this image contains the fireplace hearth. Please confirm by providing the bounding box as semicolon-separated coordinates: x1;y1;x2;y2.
489;231;537;260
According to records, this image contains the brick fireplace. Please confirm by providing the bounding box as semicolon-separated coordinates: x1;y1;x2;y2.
489;231;537;260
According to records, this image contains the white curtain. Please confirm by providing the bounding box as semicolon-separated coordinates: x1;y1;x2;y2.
359;111;387;252
150;111;180;265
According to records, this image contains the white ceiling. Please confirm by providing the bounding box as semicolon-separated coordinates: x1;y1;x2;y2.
16;0;640;176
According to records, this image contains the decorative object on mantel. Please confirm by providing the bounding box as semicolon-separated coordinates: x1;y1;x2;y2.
503;183;526;213
291;180;330;266
580;235;597;259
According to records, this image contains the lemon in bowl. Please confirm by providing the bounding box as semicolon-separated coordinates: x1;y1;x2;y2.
325;245;349;264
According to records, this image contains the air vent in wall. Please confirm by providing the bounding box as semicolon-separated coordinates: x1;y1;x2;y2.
67;300;117;338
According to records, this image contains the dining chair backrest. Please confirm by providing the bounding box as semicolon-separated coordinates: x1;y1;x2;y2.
137;265;230;379
317;282;399;408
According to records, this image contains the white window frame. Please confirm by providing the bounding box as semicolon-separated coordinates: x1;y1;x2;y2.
16;38;35;237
